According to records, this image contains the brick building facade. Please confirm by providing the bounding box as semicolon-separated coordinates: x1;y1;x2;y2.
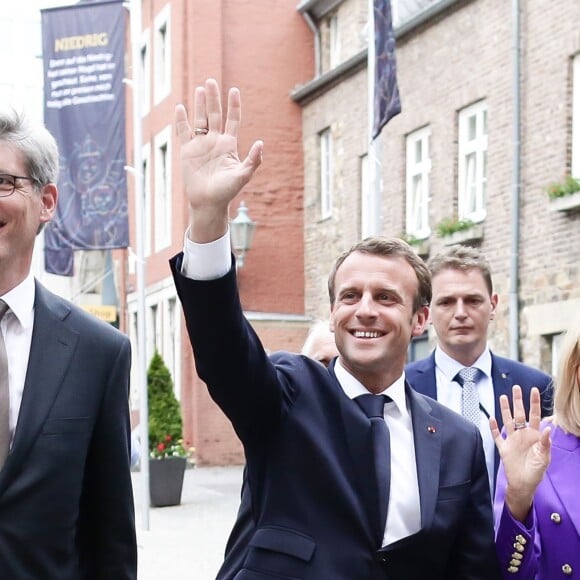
124;0;314;465
294;0;580;374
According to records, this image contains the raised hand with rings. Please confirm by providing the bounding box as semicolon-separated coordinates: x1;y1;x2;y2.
174;78;263;244
489;385;551;522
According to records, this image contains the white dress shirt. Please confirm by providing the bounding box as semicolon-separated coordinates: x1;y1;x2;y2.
335;360;421;546
0;273;35;443
434;346;495;495
181;230;422;546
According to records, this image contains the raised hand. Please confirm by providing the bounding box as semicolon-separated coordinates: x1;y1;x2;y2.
489;385;552;521
175;78;263;243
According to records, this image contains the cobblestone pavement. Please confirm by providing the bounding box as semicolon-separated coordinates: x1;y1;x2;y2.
132;465;243;580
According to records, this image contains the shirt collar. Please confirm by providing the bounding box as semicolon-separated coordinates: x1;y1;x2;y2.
335;358;408;416
0;273;35;330
434;345;492;382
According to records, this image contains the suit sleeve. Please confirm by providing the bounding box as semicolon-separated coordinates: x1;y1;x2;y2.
77;336;137;580
170;254;284;445
493;462;540;579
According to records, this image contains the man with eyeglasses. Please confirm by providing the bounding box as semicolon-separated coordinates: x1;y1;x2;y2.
0;110;136;579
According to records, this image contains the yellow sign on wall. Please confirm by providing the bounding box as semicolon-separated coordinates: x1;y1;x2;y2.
81;305;117;323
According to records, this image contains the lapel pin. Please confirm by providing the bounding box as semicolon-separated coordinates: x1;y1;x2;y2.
427;426;436;434
501;373;507;379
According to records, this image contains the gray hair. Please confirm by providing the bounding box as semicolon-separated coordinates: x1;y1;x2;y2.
0;109;59;188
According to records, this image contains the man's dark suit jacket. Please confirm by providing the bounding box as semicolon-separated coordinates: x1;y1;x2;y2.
0;282;137;579
405;351;553;482
171;257;501;580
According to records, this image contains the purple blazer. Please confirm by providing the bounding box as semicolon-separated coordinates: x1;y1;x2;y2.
494;423;580;579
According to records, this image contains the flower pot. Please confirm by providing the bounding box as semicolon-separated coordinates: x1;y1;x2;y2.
149;456;187;507
548;191;580;212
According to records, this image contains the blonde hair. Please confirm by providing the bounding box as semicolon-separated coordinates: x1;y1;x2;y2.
551;322;580;436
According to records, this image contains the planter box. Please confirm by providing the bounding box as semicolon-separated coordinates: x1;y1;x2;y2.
410;239;430;258
149;456;187;507
548;191;580;212
442;224;484;246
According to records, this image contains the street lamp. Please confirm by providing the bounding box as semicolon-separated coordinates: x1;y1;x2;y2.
230;201;256;269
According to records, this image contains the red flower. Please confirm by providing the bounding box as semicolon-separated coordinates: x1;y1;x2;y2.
165;434;172;441
157;443;165;452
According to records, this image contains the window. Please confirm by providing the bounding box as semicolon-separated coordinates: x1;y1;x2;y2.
142;144;152;257
154;7;171;103
405;127;431;239
329;14;341;68
392;0;441;28
147;303;159;364
573;54;580;178
407;331;430;363
458;101;488;222
154;126;172;250
320;128;333;220
140;33;151;115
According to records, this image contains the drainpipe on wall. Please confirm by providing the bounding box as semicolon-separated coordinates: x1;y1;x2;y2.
302;11;321;77
509;0;521;360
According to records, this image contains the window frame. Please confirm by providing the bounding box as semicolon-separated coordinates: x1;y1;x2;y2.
405;126;431;240
458;101;488;223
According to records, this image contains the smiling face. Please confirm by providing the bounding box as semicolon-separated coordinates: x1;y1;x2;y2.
0;141;57;294
430;267;498;366
330;251;428;392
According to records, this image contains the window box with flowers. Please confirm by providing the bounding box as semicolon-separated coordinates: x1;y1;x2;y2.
547;176;580;212
401;233;430;258
435;217;483;246
147;351;192;507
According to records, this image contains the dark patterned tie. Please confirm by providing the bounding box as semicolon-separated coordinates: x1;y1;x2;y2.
355;393;391;534
456;367;480;426
0;300;10;469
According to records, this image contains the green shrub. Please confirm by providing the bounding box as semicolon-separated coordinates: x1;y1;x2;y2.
435;217;475;237
546;176;580;200
147;351;185;457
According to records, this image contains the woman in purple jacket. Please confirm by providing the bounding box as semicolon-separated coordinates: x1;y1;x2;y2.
491;323;579;579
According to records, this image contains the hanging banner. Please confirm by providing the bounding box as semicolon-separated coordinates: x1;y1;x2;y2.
41;0;128;276
373;0;401;139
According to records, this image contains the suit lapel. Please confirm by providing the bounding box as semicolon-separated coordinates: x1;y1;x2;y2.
1;283;79;485
406;385;442;529
410;352;438;400
490;354;512;431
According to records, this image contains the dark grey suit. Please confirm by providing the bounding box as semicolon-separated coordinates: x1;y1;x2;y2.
0;282;137;579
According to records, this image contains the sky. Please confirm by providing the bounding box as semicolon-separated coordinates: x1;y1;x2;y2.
0;0;77;120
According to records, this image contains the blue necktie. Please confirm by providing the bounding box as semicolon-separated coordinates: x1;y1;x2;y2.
355;393;391;535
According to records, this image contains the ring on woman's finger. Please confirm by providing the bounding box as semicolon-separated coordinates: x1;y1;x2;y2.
513;420;527;430
192;127;209;136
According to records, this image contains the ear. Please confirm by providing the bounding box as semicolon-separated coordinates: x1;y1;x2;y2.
412;306;429;337
489;293;499;320
40;183;58;223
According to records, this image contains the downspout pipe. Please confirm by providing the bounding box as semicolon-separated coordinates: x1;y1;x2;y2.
302;11;321;77
509;0;521;360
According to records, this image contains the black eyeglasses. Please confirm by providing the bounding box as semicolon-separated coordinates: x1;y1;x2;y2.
0;173;40;197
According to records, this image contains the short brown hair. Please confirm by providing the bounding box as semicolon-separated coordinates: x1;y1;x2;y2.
328;237;431;313
427;245;493;295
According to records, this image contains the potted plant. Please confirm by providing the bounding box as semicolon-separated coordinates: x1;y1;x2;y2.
147;350;189;507
434;216;483;245
546;175;580;212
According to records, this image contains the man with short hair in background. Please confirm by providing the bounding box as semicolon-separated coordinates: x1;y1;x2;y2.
406;245;552;495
